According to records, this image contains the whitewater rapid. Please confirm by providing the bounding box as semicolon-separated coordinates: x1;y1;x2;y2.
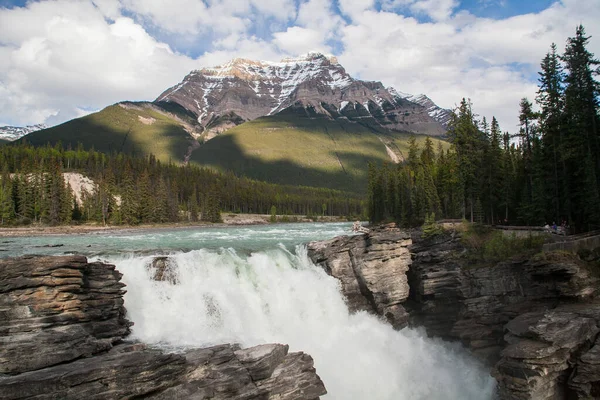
113;244;496;400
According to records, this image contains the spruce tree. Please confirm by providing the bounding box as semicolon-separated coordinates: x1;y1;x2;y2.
0;171;14;225
537;43;566;223
448;98;482;222
561;25;600;230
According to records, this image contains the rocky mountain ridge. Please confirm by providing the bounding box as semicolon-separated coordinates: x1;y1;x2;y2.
156;53;451;138
0;124;47;141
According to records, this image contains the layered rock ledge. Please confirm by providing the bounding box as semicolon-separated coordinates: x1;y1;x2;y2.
307;223;412;329
0;255;326;400
307;224;600;400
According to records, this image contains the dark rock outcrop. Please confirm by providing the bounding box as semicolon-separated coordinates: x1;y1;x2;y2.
493;304;600;399
0;255;327;400
307;225;600;399
0;255;131;374
147;256;179;284
407;234;598;362
307;223;412;329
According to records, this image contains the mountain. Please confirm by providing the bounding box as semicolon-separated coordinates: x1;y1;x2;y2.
0;124;47;142
21;102;199;163
387;88;453;127
156;53;450;139
19;53;452;193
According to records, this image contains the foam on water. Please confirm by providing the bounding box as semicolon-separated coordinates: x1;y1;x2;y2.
113;245;496;400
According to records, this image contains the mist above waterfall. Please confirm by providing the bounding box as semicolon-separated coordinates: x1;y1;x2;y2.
115;244;495;400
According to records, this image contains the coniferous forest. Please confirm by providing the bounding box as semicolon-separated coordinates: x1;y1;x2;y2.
368;26;600;233
0;142;364;226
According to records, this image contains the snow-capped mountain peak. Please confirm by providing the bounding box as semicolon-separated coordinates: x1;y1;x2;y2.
388;88;452;128
0;124;47;141
156;53;450;137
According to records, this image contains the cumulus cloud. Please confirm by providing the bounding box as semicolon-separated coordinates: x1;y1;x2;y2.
0;0;599;133
338;0;600;131
273;26;330;55
0;0;197;125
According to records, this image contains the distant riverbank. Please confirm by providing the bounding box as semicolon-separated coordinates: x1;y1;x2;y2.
0;214;348;237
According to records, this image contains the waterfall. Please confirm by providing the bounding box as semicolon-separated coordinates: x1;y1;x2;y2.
114;245;495;400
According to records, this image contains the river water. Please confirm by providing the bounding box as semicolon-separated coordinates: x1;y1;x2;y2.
2;222;495;399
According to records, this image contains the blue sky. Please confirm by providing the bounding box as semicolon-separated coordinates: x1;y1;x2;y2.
0;0;598;130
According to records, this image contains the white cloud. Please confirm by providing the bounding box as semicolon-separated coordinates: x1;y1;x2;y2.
411;0;459;21
297;0;344;38
337;1;600;131
273;26;330;55
338;0;376;19
0;0;197;125
1;0;599;133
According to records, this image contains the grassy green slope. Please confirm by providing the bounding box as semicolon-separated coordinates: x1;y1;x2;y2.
190;113;448;193
20;102;194;163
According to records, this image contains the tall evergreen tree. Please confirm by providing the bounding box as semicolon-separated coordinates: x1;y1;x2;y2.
561;25;600;230
448;98;482;221
537;43;566;223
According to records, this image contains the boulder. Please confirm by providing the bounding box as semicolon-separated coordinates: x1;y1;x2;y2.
406;233;599;364
147;256;179;284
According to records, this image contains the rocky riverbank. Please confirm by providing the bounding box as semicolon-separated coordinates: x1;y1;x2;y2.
307;224;600;399
0;255;326;399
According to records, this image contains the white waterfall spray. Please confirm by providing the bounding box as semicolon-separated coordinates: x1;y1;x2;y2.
114;245;496;400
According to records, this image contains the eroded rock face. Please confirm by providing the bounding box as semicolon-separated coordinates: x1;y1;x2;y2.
407;234;599;364
307;223;412;329
0;255;327;400
308;225;600;399
0;255;131;374
494;305;600;400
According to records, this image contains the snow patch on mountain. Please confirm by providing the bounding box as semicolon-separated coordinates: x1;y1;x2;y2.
388;88;452;127
0;124;47;141
156;53;450;137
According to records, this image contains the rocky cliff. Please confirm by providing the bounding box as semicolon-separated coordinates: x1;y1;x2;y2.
307;223;412;329
156;53;451;137
0;255;326;400
307;224;600;399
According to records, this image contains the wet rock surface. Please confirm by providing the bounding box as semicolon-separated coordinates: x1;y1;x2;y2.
307;225;600;399
0;255;327;400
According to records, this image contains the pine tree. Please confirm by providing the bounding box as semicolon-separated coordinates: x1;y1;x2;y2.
0;169;14;225
537;43;565;224
487;117;503;224
201;189;222;223
189;189;199;222
517;98;539;225
120;164;139;225
561;25;600;230
448;98;482;222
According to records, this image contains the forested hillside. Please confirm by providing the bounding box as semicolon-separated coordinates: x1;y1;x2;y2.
191;110;448;193
0;143;364;226
368;26;600;233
